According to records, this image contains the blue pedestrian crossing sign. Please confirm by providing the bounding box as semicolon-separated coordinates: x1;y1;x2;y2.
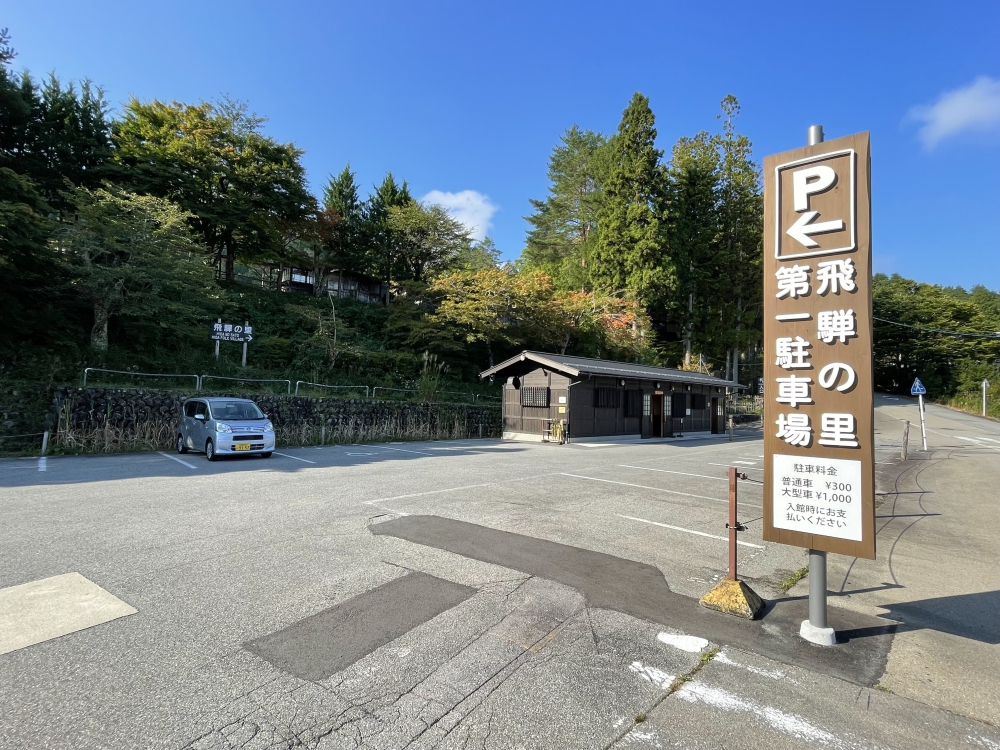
911;378;927;396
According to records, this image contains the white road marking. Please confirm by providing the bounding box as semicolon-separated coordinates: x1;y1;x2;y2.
381;446;433;456
619;465;729;482
617;514;766;549
732;460;757;465
714;650;789;681
657;632;709;652
363;472;561;505
676;682;837;745
708;462;762;470
562;473;762;508
346;452;375;456
628;661;675;690
274;452;316;464
37;457;47;472
157;452;197;469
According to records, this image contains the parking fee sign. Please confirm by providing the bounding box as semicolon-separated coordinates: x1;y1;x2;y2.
762;132;875;560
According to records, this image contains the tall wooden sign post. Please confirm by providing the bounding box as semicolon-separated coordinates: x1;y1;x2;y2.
762;126;875;646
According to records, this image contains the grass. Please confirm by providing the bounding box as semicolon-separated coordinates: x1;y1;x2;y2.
875;684;893;694
778;566;810;594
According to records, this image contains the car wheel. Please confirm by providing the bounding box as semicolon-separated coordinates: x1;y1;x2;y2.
260;452;272;458
177;434;188;454
205;439;218;461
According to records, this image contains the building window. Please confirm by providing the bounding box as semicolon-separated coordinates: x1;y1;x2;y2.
594;387;620;409
643;393;651;417
671;392;686;417
691;393;707;410
520;387;549;408
623;390;643;417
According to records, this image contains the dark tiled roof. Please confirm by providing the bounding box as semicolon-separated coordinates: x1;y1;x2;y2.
480;351;742;388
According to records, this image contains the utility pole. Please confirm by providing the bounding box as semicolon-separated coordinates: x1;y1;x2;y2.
983;379;990;417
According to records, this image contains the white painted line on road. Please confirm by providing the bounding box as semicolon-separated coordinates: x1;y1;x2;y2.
37;456;46;472
732;460;757;465
365;472;561;505
381;446;434;456
274;452;317;464
346;452;375;456
560;473;762;508
158;452;197;469
707;462;762;470
619;465;729;483
617;514;765;549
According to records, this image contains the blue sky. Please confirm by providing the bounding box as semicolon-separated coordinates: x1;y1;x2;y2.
6;1;1000;289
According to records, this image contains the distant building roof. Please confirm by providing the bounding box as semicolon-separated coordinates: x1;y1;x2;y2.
479;351;743;388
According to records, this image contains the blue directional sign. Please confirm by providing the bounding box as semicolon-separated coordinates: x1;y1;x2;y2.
911;378;927;396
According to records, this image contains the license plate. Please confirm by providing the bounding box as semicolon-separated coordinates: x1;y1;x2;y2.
233;443;251;451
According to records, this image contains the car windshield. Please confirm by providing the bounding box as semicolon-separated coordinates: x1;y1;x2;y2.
209;401;265;421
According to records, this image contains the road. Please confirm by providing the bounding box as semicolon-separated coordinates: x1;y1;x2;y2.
0;397;997;749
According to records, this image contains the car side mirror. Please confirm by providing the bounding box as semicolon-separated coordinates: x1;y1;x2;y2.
194;414;205;421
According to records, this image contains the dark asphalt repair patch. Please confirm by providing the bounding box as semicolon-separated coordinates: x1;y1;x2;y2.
245;572;475;681
372;515;897;687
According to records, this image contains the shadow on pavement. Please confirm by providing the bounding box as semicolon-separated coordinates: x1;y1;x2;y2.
0;440;520;488
878;590;1000;645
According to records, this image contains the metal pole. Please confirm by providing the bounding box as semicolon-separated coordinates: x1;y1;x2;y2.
215;318;221;361
918;393;927;450
983;379;988;417
801;123;835;647
241;320;248;368
808;550;828;627
41;430;49;455
728;467;738;580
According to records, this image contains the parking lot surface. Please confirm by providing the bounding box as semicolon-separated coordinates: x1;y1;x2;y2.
2;395;999;749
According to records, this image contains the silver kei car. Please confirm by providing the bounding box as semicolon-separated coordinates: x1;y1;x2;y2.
176;397;275;461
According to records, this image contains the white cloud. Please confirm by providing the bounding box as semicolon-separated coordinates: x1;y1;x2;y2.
420;189;498;241
908;76;1000;150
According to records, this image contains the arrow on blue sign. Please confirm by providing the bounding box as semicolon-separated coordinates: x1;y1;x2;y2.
911;378;927;396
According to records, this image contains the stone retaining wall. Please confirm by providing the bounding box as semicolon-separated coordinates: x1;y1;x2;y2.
48;387;501;452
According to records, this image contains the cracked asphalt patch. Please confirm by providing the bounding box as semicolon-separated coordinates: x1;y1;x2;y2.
245;572;476;681
373;515;895;687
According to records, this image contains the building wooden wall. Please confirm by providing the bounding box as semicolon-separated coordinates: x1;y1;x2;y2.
502;366;727;440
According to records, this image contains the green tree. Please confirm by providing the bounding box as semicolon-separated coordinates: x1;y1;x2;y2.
667;131;720;366
363;172;412;295
386;202;472;283
57;187;214;350
430;268;565;367
593;93;672;309
322;164;366;274
0;32;112;213
873;273;1000;394
713;96;763;382
523;126;608;291
112;98;313;281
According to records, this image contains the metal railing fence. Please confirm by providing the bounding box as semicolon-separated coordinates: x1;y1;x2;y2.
76;368;500;402
199;375;291;394
294;381;370;398
83;368;200;389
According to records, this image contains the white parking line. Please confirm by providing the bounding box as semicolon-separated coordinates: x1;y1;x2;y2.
618;514;766;549
560;473;762;508
274;452;317;464
37;456;47;472
157;452;197;469
619;465;728;482
381;446;433;456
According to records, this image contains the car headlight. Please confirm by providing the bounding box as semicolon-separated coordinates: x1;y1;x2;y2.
263;421;274;432
216;422;233;433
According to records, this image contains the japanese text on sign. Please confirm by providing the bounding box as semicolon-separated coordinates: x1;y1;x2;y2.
210;322;254;342
773;454;862;541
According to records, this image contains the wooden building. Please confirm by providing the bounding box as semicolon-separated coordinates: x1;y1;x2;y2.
480;351;742;442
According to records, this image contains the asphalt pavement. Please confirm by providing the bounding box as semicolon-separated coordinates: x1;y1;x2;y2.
1;401;998;749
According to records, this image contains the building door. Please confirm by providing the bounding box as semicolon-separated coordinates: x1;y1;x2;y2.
651;394;663;437
711;397;721;434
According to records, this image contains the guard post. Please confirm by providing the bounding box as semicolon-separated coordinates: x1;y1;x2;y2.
762;125;876;647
